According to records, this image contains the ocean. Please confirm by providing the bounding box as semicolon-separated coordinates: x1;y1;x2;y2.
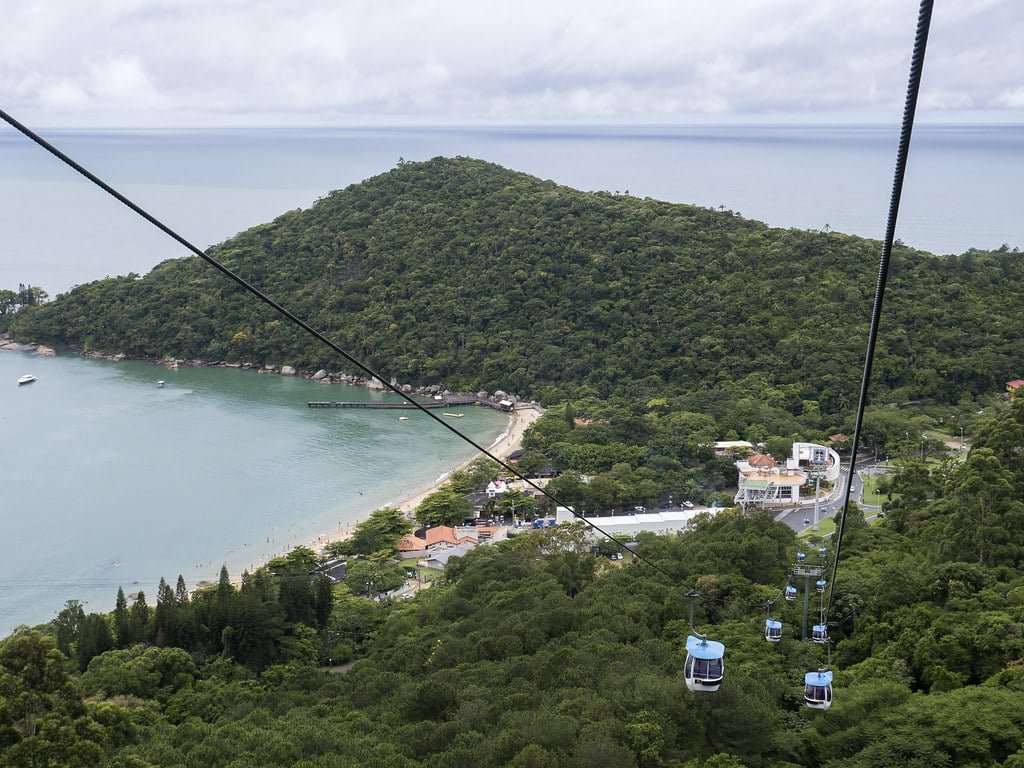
1;124;1022;297
0;123;1021;633
0;350;507;635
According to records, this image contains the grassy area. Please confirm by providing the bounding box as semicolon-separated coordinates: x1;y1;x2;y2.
797;517;836;540
860;474;891;507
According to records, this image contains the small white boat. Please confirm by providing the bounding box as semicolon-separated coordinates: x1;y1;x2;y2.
17;374;37;386
157;380;166;388
398;416;410;420
443;412;464;418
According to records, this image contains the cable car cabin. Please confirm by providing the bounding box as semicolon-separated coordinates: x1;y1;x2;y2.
796;551;807;562
684;635;725;692
811;624;830;644
764;618;783;643
804;670;833;710
818;546;827;558
785;585;797;601
816;579;827;594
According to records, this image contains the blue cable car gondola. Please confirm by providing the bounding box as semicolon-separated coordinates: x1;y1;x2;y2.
785;584;797;601
804;670;833;710
764;618;782;643
684;635;725;692
811;623;829;644
796;551;806;562
815;579;826;594
818;546;827;558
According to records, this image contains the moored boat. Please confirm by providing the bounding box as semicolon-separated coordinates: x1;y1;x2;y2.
17;374;37;386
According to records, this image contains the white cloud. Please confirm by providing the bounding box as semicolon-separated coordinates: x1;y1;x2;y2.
1;0;1022;126
87;55;166;108
36;78;90;110
994;87;1024;109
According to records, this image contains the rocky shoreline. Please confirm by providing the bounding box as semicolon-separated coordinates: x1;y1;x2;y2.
0;334;55;356
0;333;527;407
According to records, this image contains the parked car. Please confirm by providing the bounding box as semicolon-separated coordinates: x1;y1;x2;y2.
683;501;695;509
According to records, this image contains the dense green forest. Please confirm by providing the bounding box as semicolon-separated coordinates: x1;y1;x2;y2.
7;156;1016;505
6;158;1024;765
7;157;1024;417
6;400;1024;766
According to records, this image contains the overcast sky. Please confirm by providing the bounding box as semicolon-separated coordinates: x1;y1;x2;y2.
2;0;1022;128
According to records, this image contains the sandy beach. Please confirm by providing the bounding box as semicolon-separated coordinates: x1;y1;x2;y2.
312;405;542;551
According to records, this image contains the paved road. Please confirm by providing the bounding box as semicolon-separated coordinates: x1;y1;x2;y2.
775;458;881;534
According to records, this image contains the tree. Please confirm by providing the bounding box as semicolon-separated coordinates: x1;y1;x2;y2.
498;488;537;520
932;448;1024;566
313;575;334;630
447;458;498;494
16;283;48;307
75;613;114;672
153;577;176;647
174;575;190;604
128;591;150;646
416;486;473;527
0;289;18;317
113;588;130;649
345;507;413;555
883;461;938;533
345;556;404;597
0;630;103;766
52;599;85;660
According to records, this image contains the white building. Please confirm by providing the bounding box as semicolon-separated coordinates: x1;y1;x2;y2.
486;479;509;498
554;506;709;538
788;442;842;483
734;442;841;509
713;440;755;457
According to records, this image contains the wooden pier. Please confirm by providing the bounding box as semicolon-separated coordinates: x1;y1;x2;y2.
308;394;510;411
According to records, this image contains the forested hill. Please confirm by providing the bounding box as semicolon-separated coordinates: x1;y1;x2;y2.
10;156;1024;414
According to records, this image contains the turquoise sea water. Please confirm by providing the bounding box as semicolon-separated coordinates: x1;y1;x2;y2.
0;349;507;635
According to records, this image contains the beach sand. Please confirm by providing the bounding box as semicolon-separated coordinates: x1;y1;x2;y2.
312;405;542;551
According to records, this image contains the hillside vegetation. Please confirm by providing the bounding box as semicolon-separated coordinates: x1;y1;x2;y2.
6;398;1024;766
9;157;1024;416
6;158;1024;766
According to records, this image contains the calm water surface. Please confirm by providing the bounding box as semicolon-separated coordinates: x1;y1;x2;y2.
0;349;507;634
1;124;1021;296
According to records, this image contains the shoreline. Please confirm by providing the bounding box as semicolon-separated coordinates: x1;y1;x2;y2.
3;335;544;578
308;405;542;554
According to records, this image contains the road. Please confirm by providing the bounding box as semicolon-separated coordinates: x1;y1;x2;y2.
774;457;882;534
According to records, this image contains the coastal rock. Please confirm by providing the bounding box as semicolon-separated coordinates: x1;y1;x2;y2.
477;391;489;400
34;345;56;356
401;383;412;393
494;389;508;399
312;369;327;381
280;365;297;376
365;377;386;390
0;341;37;352
111;353;126;362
